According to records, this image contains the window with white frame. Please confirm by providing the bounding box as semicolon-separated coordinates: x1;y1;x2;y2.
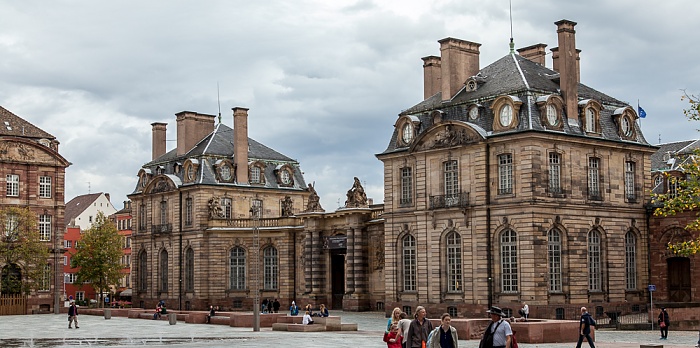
4;214;18;238
250;166;261;184
400;167;413;206
251;199;263;218
64;273;77;284
64;240;72;248
500;229;518;292
669;176;681;198
585;107;596;132
498;154;513;194
402;235;417;292
6;174;19;197
75;291;84;301
63;256;68;266
446;231;462;292
588;157;600;198
549;152;561;194
263;246;278;290
230;247;246;290
625;161;636;200
221;197;232;219
625;231;637;290
588;230;602;291
39;214;51;241
39;176;51;198
444;160;459;197
548;229;562;292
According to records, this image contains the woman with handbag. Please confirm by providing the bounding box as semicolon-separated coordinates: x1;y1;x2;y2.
658;307;670;339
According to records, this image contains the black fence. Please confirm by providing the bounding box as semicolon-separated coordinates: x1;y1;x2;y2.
527;303;652;329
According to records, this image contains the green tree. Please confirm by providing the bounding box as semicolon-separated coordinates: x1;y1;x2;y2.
652;92;700;256
70;212;123;307
0;207;51;294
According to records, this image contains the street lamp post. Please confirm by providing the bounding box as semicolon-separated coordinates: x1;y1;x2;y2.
250;206;260;332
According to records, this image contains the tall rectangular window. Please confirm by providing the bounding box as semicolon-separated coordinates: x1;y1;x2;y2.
39;214;51;241
159;250;168;292
39;176;52;198
444;160;459;196
185;197;193;226
251;199;262;218
625;232;637;290
446;232;462;292
138;204;146;231
263;247;278;290
498;154;513;194
230;247;246;290
588;231;602;291
159;201;167;225
221;197;232;219
400;167;413;206
250;166;261;184
402;235;417;292
39;264;51;291
625;161;636;200
588;157;600;198
549;152;561;194
4;214;18;238
184;248;194;292
548;229;562;292
500;230;518;292
6;174;19;197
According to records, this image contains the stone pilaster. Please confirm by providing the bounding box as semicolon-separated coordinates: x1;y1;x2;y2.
345;227;355;294
311;230;323;295
304;230;312;294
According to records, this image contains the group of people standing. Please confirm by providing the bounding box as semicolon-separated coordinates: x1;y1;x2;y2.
261;298;281;313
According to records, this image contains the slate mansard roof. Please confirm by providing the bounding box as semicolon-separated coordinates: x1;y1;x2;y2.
133;123;307;193
380;53;653;155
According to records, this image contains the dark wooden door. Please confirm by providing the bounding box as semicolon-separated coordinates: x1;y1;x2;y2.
668;257;691;302
330;251;346;309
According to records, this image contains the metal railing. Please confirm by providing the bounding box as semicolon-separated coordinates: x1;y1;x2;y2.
429;192;469;209
151;223;172;235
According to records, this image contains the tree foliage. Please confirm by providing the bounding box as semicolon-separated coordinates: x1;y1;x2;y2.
0;206;51;294
652;92;700;256
70;212;123;306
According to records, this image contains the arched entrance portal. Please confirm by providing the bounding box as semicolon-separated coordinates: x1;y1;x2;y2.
667;257;691;302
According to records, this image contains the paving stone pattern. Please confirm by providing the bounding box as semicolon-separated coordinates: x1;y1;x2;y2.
0;311;697;347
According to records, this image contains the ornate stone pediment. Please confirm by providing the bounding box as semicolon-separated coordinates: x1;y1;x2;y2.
413;123;481;151
0;139;68;166
145;176;176;194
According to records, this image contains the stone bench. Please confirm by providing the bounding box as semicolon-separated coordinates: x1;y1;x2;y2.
287;323;327;332
209;316;230;325
341;323;358;331
276;315;304;324
272;323;290;331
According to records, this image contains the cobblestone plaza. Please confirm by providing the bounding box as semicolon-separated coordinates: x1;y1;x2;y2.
0;311;697;348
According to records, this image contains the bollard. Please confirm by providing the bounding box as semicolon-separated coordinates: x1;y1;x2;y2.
104;309;111;320
168;314;177;325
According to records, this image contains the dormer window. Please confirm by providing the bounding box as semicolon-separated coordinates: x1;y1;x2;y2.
275;164;295;187
468;105;479;120
613;106;638;140
183;159;199;183
137;168;153;189
249;161;266;185
395;115;421;147
491;95;522;131
402;123;414;144
579;99;602;134
536;95;564;130
546;105;558;126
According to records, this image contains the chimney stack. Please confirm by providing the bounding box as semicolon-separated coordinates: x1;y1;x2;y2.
422;56;441;100
517;43;548;66
233;107;250;185
151;122;167;160
439;38;481;101
175;111;216;156
555;19;579;123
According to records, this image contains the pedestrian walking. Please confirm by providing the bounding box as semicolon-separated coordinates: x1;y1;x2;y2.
406;306;434;348
428;313;458;348
397;312;412;348
575;307;596;348
658;307;670;340
68;300;79;329
273;298;281;313
480;306;512;348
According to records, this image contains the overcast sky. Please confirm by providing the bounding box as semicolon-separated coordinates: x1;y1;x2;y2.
2;0;699;211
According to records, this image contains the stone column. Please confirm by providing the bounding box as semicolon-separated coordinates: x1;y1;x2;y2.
345;227;355;294
311;230;323;295
353;227;366;295
304;230;312;294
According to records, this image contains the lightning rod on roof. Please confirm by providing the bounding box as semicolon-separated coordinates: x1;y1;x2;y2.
509;0;515;54
217;82;222;124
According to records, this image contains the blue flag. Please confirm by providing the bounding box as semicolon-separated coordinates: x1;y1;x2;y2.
638;106;647;118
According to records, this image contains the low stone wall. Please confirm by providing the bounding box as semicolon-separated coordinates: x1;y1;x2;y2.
428;318;583;344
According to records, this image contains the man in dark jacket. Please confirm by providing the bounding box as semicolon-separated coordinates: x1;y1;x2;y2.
68;300;79;329
273;299;281;313
576;307;595;348
406;306;434;348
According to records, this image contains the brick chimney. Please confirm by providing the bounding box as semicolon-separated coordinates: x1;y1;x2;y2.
517;43;547;66
421;55;441;100
552;47;581;83
555;19;578;123
439;38;481;101
151;122;167;160
175;111;216;156
233;107;249;185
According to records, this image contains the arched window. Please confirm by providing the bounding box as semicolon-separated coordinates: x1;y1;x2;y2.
548;229;562;292
588;230;602;291
184;248;194;292
446;231;462;292
500;229;518;293
402;235;417;292
159;249;168;292
230;247;246;290
625;231;637;290
138;251;148;291
263;246;278;290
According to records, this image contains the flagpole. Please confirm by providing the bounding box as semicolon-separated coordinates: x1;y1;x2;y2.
638;99;642;131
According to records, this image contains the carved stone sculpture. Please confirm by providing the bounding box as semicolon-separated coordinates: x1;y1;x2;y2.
344;177;368;208
207;197;223;219
305;183;324;212
281;196;294;216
